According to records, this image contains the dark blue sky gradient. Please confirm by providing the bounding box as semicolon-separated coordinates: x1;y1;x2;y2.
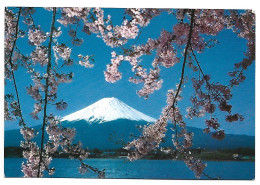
5;8;255;136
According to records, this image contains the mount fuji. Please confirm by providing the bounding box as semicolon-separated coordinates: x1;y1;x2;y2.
61;97;156;123
5;97;254;150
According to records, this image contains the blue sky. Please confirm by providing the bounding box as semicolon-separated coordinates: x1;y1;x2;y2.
5;8;255;136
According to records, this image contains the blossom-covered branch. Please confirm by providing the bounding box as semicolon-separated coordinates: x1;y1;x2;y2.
4;8;26;126
37;7;57;177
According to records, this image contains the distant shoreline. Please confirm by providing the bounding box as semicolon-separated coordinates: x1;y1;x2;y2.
4;157;255;162
5;146;255;162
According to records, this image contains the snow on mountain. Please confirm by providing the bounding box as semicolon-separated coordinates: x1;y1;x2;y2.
61;97;156;123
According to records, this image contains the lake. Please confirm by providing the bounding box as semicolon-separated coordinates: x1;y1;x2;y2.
4;158;255;179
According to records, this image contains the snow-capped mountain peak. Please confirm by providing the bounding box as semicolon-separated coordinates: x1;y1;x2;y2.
61;97;156;123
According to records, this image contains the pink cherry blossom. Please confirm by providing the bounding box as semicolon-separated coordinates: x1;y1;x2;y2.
28;27;47;46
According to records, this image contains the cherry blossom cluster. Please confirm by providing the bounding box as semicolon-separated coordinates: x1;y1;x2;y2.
4;97;13;121
227;10;255;86
125;87;207;178
105;29;181;98
30;103;42;120
104;54;124;83
124;109;168;161
5;8;33;66
125;8;162;27
194;9;225;36
186;70;244;140
26;72;45;102
114;19;139;39
21;139;53;177
31;46;48;66
4;8;21;80
45;115;75;151
91;8;162;47
52;27;62;38
58;7;122;47
19;126;44;178
78;54;94;68
58;8;162;48
168;95;207;178
53;44;72;61
20;7;36;26
124;88;184;160
21;141;42;177
4;9;18;57
132;67;163;98
4;94;23;122
184;155;207;178
154;30;179;68
172;130;207;179
57;8;90;26
105;52;164;98
172;10;225;53
44;114;103;177
85;8;129;47
28;27;47;46
27;71;74;118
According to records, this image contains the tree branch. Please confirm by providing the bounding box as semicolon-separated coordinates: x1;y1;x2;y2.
37;7;57;177
190;46;227;103
172;10;195;109
6;7;25;126
80;160;105;177
132;27;143;45
202;171;220;180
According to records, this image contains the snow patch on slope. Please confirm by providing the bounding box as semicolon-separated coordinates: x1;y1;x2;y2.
61;97;156;123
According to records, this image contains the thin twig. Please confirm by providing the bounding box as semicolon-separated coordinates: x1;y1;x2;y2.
190;46;227;102
202;171;220;180
132;27;143;45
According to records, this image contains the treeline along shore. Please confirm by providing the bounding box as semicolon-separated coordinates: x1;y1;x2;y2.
4;147;255;161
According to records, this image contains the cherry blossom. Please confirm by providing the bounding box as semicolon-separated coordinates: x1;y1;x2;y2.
28;27;47;46
53;44;72;61
78;54;94;68
114;19;139;39
31;46;48;66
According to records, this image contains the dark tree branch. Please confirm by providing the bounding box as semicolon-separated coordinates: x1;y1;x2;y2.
172;10;195;109
80;160;105;177
202;172;220;180
170;10;217;180
37;7;57;177
6;7;25;126
170;10;195;144
229;68;244;87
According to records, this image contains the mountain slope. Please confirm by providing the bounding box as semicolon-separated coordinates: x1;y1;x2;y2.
5;119;255;150
62;119;255;149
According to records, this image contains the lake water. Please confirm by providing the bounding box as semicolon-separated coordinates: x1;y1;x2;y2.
4;158;255;179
